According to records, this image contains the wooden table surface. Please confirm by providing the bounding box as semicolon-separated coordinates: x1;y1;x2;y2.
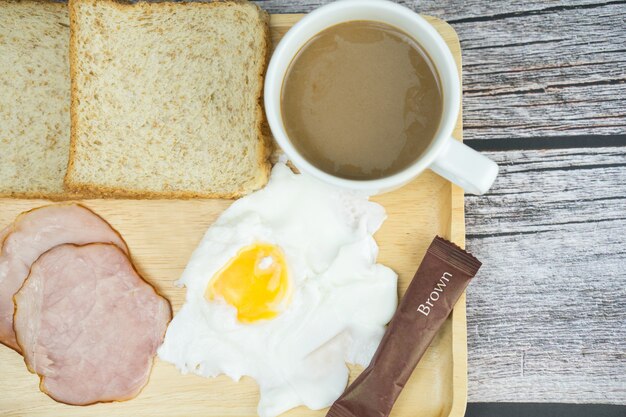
253;0;626;405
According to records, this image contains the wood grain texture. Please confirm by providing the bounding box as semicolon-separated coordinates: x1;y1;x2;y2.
0;180;464;417
254;0;626;140
465;147;626;404
0;14;469;417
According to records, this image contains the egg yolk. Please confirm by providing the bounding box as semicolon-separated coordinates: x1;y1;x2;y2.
206;243;290;323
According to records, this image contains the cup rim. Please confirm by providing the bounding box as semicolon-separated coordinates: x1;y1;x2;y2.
265;0;461;192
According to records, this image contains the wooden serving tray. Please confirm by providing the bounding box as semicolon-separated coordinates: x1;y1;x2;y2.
0;14;465;417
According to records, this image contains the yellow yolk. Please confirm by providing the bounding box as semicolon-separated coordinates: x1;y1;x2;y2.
206;243;290;323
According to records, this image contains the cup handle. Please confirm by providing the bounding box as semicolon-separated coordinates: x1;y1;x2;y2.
430;137;499;195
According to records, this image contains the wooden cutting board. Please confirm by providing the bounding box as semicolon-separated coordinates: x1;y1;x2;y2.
0;14;466;417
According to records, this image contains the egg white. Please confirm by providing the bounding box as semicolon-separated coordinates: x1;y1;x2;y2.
158;163;398;417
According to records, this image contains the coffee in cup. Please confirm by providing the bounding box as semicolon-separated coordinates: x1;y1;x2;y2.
281;21;443;181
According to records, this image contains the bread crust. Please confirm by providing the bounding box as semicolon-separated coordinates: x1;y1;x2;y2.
64;0;272;200
0;189;94;202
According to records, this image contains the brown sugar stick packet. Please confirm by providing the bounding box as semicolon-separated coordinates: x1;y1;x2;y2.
327;236;481;417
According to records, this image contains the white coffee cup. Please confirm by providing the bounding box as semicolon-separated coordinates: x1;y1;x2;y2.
265;0;498;195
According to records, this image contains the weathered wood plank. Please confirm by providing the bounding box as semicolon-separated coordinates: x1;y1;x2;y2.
464;147;626;404
463;85;626;139
254;0;626;140
466;148;626;235
457;2;626;140
254;0;621;17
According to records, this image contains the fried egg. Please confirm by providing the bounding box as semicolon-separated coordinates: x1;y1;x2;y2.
158;163;397;417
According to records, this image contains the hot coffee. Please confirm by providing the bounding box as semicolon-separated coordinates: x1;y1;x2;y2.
281;21;443;180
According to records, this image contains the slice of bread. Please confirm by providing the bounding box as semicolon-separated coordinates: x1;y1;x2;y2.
0;1;71;199
66;0;271;199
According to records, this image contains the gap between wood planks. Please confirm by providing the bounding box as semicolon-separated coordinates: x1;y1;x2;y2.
466;135;626;151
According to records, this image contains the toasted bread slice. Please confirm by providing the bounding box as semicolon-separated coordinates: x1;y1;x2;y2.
66;0;271;199
0;1;71;199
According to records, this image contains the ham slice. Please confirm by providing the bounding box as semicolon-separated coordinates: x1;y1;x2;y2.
0;226;10;246
13;243;171;405
0;204;128;352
